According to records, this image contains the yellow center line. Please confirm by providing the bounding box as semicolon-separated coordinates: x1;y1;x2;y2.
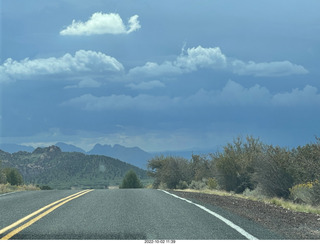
0;189;94;240
0;189;88;235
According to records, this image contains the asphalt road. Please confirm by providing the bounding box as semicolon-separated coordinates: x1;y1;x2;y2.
0;189;281;240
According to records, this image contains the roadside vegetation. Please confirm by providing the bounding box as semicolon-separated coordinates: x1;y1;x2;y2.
0;160;39;194
147;135;320;213
0;183;39;194
119;170;143;189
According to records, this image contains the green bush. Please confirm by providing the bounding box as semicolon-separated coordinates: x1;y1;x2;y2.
146;135;320;202
39;185;53;190
0;171;6;184
119;170;143;189
289;182;313;205
190;155;213;181
176;180;188;189
291;142;320;184
189;179;207;190
216;136;263;193
0;161;6;184
3;168;23;186
290;180;320;205
311;181;320;205
147;156;191;189
254;146;294;198
207;178;218;190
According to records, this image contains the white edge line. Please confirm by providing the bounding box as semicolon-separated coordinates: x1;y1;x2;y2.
0;191;20;197
159;189;258;240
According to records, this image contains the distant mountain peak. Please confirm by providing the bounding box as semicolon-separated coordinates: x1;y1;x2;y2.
55;142;85;153
0;143;34;153
88;143;152;169
33;145;62;154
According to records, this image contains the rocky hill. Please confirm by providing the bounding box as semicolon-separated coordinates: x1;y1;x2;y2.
0;145;149;189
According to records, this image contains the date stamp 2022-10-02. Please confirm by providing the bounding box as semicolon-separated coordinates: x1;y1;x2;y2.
145;240;176;244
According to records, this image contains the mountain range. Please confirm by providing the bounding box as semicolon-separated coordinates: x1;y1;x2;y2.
0;145;149;189
0;142;214;169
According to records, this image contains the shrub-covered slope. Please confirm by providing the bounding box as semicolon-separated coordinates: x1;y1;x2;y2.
0;145;148;189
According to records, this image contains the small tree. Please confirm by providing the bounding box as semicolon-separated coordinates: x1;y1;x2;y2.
147;155;191;189
3;168;23;186
120;170;143;189
254;146;294;198
216;136;263;193
0;161;7;184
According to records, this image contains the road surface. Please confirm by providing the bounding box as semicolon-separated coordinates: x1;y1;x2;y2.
0;189;281;240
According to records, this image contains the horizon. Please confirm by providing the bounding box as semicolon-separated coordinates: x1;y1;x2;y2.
1;0;320;152
0;141;220;154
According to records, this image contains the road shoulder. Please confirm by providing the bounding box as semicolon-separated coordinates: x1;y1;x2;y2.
170;190;320;240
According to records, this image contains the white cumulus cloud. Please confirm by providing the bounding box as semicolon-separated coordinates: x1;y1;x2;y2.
60;12;141;36
128;46;226;77
0;50;124;82
231;60;309;77
128;45;308;78
175;46;227;72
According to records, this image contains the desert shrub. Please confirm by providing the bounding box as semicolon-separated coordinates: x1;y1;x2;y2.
176;180;188;189
207;178;218;190
0;183;17;194
0;171;6;184
0;161;7;184
39;185;53;190
289;182;313;205
147;135;320;198
190;155;213;181
290;141;320;184
216;136;264;193
290;180;320;205
242;185;268;200
254;146;294;198
147;155;191;189
189;179;207;190
311;180;320;205
158;182;168;190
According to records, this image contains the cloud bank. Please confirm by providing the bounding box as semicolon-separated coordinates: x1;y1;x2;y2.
0;50;124;82
129;45;308;78
62;81;320;111
126;80;165;90
62;93;180;111
129;46;226;77
60;12;141;36
1;45;308;83
231;60;308;77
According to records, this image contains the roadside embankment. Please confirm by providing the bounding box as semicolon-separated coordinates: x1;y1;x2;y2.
171;189;320;240
0;184;39;195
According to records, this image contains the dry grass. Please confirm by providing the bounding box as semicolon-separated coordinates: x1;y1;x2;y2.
267;197;320;215
174;188;320;215
0;183;40;194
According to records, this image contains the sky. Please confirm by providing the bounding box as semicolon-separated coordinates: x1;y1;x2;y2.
0;0;320;152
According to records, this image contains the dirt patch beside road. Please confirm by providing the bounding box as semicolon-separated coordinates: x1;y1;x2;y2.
170;190;320;240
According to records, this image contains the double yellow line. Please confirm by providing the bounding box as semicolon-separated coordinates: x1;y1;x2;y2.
0;189;93;240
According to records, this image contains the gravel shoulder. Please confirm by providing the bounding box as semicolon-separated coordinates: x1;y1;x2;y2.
170;190;320;240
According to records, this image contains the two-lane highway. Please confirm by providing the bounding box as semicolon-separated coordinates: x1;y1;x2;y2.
0;189;281;240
